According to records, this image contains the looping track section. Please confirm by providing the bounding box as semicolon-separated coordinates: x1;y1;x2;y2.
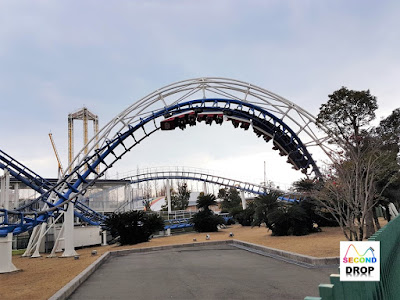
1;78;332;237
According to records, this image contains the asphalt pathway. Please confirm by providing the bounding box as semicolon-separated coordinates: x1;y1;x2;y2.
69;244;337;300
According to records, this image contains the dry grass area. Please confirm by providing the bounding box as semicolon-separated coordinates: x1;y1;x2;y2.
0;223;379;300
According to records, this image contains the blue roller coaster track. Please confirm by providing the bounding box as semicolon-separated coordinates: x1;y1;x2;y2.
0;149;106;225
1;93;326;237
124;168;269;193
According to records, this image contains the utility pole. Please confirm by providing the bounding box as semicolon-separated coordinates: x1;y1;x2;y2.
264;161;266;187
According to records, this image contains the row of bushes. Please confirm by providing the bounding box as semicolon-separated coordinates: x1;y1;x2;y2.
105;192;339;245
231;193;338;236
105;193;226;245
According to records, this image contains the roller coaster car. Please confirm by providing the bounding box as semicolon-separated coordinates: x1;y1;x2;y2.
253;128;263;137
272;141;289;156
226;115;251;130
286;157;300;170
280;134;292;146
160;111;196;130
263;135;272;142
287;150;310;171
253;123;273;143
197;111;224;125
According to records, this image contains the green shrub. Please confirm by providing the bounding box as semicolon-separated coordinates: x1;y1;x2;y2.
266;206;291;235
252;191;281;227
192;193;225;232
191;210;225;232
196;193;217;211
218;187;242;213
229;206;244;218
266;203;313;236
236;204;255;226
226;218;236;225
105;210;164;245
287;204;311;236
313;210;340;227
300;198;339;227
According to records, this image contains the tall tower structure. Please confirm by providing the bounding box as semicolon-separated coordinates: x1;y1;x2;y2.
68;107;99;173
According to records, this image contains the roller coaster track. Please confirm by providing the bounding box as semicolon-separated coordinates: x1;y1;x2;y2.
113;166;269;212
0;149;106;226
126;167;268;194
0;77;333;237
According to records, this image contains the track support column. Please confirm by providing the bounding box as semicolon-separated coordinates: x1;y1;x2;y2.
31;222;47;258
0;233;19;273
166;180;172;236
61;202;78;257
48;223;65;257
0;173;4;208
1;170;10;210
203;181;208;194
14;183;19;208
0;170;17;273
22;226;39;257
240;191;247;209
166;179;171;214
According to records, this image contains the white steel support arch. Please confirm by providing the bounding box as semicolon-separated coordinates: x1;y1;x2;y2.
67;78;333;178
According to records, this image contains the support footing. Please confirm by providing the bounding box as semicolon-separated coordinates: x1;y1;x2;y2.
0;233;19;273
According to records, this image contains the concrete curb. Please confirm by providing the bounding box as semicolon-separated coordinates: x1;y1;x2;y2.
109;240;233;257
50;240;339;299
48;251;111;300
231;240;339;267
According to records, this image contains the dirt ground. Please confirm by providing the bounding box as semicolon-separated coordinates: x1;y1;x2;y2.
0;224;366;300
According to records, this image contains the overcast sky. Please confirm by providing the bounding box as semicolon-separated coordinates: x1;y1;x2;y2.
1;1;399;190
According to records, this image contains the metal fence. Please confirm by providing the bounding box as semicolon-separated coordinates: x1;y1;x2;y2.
12;232;30;250
305;214;400;300
157;210;196;220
